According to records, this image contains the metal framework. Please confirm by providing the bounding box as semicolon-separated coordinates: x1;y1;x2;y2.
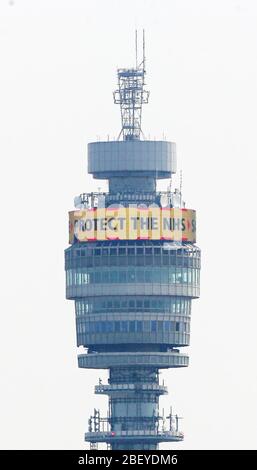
113;30;149;141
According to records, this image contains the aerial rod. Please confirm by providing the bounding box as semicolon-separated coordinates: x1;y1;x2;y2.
143;29;146;74
135;29;146;73
135;29;138;69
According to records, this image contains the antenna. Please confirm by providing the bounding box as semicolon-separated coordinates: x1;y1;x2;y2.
135;29;138;68
166;406;173;431
143;29;146;74
180;169;183;195
113;30;149;141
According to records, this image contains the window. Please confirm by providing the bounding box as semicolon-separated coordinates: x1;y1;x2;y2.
153;256;161;265
129;321;136;333
136;321;143;332
110;271;118;282
128;256;136;266
128;270;136;282
160;269;167;283
75;302;80;316
102;256;109;266
74;296;192;316
176;322;180;332
145;256;152;266
121;321;128;333
106;322;114;333
119;271;126;282
119;256;127;266
151;321;157;332
170;254;176;265
166;267;173;283
153;270;160;283
94;257;101;266
136;256;144;266
163;256;169;265
136;270;144;282
177;257;183;267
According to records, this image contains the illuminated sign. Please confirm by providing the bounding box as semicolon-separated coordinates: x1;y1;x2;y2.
69;208;196;243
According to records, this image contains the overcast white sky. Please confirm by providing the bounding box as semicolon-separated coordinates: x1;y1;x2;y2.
0;0;257;450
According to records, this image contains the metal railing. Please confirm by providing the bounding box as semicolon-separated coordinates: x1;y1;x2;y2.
74;190;183;210
95;383;168;393
85;429;184;439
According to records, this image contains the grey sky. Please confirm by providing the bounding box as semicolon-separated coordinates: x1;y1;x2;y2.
0;0;256;449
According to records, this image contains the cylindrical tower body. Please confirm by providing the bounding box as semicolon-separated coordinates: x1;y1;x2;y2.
65;139;200;449
65;48;200;449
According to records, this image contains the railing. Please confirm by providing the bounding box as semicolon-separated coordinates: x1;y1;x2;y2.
74;190;184;210
85;429;184;439
95;383;168;393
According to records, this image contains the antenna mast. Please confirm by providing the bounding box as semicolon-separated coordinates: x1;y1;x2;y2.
113;30;150;141
135;29;138;68
143;29;146;75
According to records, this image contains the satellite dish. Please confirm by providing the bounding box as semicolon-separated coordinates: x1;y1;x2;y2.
160;193;169;208
171;189;181;208
74;195;83;209
97;195;106;208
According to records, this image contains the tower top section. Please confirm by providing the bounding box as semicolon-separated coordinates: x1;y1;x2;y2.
113;30;149;141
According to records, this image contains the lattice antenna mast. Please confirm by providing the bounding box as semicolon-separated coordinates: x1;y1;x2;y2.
114;30;150;141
